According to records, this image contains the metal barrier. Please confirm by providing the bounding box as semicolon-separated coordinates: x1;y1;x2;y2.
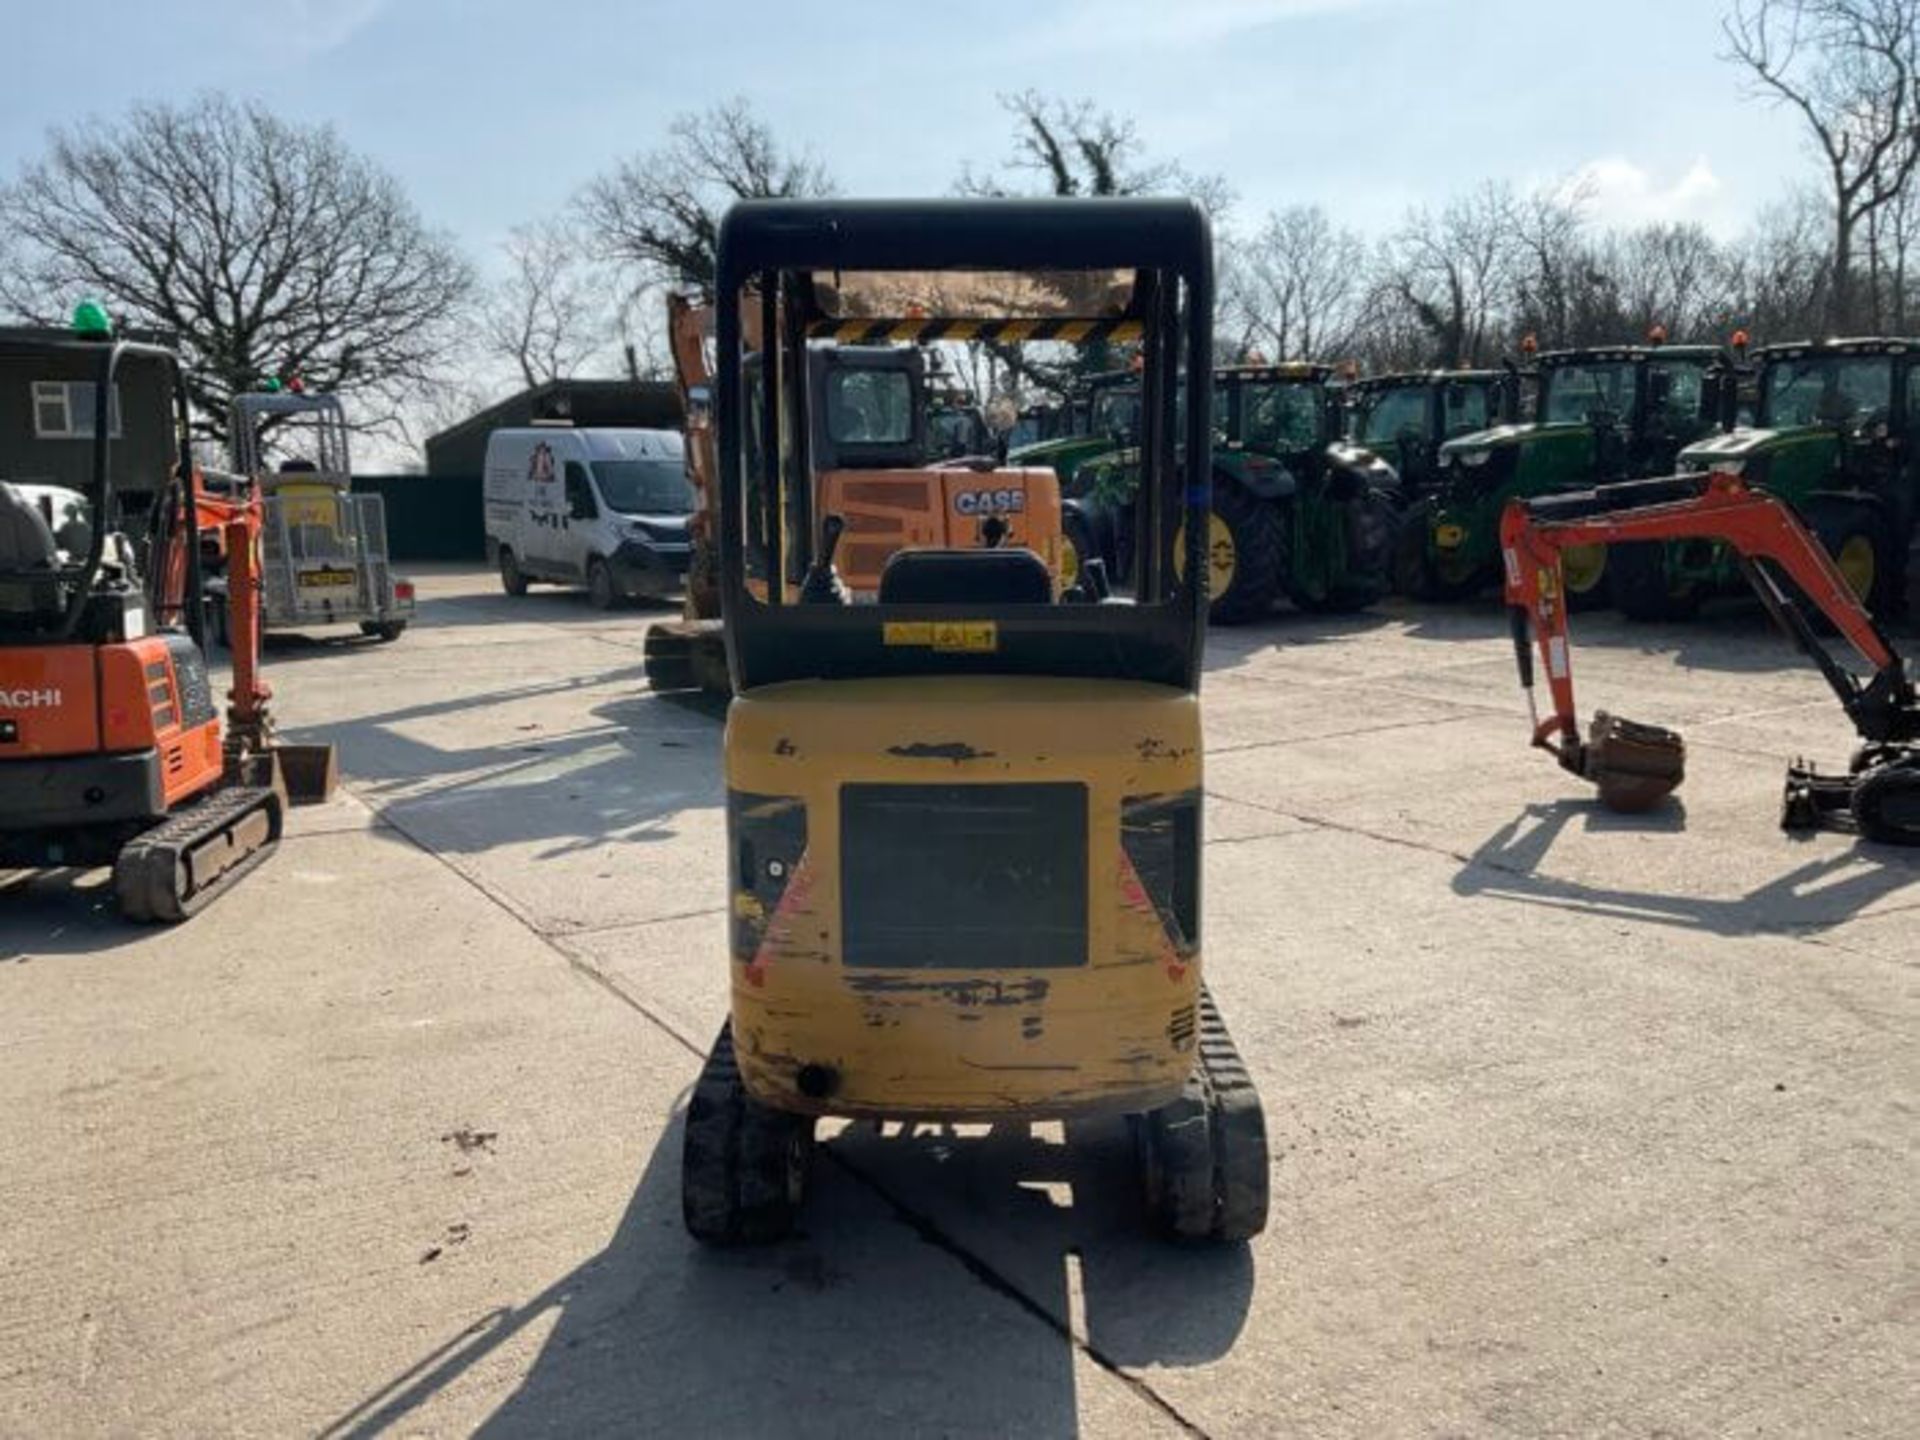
261;490;395;626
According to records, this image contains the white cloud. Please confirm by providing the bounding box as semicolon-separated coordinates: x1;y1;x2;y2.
1557;156;1732;234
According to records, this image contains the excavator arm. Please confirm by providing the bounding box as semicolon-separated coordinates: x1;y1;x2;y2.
1499;470;1919;843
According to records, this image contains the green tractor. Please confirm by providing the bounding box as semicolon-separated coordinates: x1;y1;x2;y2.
1005;369;1139;487
1346;368;1524;501
1347;368;1528;596
1621;337;1920;619
1415;342;1736;603
1067;362;1400;624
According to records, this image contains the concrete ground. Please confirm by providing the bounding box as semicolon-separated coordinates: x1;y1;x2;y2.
2;565;1914;1439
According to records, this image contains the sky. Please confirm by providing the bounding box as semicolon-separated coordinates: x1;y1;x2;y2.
0;0;1812;257
0;0;1815;459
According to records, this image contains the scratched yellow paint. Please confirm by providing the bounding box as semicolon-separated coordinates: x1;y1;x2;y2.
725;674;1203;1120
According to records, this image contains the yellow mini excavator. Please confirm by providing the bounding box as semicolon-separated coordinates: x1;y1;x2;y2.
681;197;1268;1245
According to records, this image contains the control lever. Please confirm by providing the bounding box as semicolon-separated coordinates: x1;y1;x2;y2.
799;513;849;604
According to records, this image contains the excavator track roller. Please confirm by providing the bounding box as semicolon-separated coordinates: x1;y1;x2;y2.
112;783;285;923
1580;710;1687;813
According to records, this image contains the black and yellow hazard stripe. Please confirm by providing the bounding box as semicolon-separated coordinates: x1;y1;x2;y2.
807;316;1143;345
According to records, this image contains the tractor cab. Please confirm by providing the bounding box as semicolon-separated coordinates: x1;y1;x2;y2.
685;197;1269;1248
1665;337;1920;618
1007;368;1140;486
1066;360;1400;623
1418;341;1735;602
1347;368;1519;500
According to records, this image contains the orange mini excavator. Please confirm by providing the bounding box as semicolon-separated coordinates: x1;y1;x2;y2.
0;310;335;919
1501;470;1919;844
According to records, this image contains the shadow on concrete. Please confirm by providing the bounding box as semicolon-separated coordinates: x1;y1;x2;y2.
282;673;722;861
1454;800;1919;935
317;1103;1251;1439
0;869;155;957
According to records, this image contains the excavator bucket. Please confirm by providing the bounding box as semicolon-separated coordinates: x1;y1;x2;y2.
1581;711;1686;812
272;743;339;805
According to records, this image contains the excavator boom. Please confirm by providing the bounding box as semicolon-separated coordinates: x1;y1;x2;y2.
1500;471;1919;844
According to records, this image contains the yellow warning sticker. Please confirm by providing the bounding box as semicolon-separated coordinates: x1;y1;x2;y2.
883;620;998;652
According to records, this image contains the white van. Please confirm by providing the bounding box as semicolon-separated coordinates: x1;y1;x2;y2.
483;428;692;607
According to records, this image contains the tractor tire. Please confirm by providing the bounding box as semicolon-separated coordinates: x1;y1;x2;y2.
1812;503;1895;617
499;547;529;597
1559;542;1613;612
586;557;618;611
1199;482;1284;626
1061;508;1098;594
1294;488;1394;614
1609;541;1703;623
1390;499;1435;598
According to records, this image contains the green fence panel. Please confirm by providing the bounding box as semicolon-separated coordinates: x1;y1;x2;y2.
352;474;483;561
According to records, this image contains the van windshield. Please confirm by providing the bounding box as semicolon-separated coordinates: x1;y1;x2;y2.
592;459;694;515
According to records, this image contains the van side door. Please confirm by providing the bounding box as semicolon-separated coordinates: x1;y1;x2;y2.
561;461;600;578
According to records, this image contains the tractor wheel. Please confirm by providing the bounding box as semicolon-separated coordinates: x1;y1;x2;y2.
1609;541;1703;622
1295;488;1394;613
586;557;618;611
1061;509;1097;593
1390;500;1435;598
1423;542;1490;602
1559;542;1612;612
682;1022;815;1246
1180;481;1283;625
499;547;529;597
1813;504;1895;616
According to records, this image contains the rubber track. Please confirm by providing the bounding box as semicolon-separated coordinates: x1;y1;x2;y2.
1142;985;1270;1242
113;784;282;924
682;1021;814;1245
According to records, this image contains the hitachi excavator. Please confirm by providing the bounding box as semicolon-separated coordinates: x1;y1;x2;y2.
1502;469;1919;844
643;293;1064;695
0;309;335;920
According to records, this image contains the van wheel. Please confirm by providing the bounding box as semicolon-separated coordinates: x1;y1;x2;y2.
499;547;529;597
587;557;618;611
360;620;408;642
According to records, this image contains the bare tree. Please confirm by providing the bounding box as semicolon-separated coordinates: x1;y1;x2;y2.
484;219;604;389
579;98;833;301
0;95;473;445
1607;222;1735;340
1722;187;1835;338
959;91;1233;215
1377;184;1519;367
1724;0;1920;331
1221;206;1365;360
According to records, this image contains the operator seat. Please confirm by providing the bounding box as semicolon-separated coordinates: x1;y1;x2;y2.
0;483;60;572
877;547;1052;605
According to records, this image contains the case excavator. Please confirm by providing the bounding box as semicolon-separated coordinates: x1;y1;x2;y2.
1502;469;1919;844
643;293;1065;696
0;311;336;920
